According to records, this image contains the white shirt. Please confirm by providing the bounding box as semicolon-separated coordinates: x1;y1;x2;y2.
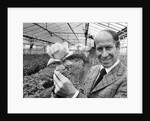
102;59;120;73
72;90;80;98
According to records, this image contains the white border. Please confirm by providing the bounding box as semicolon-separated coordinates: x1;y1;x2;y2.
8;8;142;113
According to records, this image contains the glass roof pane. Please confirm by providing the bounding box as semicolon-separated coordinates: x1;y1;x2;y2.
24;28;44;35
109;23;125;29
116;23;127;27
118;23;127;26
23;23;34;29
35;31;49;37
100;23;108;26
23;22;127;46
108;24;122;31
24;25;40;33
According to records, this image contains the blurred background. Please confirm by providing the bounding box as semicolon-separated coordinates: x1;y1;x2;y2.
23;23;127;55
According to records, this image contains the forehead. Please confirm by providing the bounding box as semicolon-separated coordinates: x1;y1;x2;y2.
95;31;115;46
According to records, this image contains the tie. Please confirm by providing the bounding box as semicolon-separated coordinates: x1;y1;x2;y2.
93;68;107;89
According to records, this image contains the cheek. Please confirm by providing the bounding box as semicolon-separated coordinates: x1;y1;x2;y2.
96;48;119;58
111;50;119;60
109;48;119;56
96;50;101;56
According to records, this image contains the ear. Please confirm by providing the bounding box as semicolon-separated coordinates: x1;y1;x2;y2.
116;47;120;55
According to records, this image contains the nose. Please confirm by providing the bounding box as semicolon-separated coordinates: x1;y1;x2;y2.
102;48;108;57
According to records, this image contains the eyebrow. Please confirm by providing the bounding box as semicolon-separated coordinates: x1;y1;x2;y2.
97;45;113;48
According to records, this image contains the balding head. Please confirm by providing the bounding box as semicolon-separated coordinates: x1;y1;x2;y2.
95;30;120;48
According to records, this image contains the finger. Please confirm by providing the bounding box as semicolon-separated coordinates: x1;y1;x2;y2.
54;70;67;82
53;73;61;87
53;81;56;87
54;83;59;94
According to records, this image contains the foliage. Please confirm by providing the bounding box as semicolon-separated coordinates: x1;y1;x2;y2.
23;54;50;76
23;53;89;98
119;54;127;67
23;53;127;98
23;64;57;98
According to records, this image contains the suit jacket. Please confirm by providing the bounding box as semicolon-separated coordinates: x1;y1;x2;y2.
78;62;127;98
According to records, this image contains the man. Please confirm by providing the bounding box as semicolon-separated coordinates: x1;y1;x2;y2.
53;29;127;98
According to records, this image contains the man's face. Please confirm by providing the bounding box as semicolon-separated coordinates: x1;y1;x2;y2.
95;31;119;68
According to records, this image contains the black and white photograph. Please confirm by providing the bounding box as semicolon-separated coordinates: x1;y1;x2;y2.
23;22;127;98
8;8;142;113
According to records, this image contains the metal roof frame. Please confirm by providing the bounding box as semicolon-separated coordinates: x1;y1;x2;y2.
23;22;127;46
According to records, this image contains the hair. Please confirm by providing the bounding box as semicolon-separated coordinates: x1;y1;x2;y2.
95;29;120;48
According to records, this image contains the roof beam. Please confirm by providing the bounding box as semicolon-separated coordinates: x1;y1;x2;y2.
53;32;84;34
67;23;80;42
117;27;127;35
23;35;54;44
33;23;74;45
33;23;53;36
85;23;89;45
73;23;83;29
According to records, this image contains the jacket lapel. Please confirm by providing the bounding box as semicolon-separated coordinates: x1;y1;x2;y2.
83;65;101;94
90;62;122;93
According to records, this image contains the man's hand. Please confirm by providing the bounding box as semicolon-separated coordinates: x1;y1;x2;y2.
53;70;78;98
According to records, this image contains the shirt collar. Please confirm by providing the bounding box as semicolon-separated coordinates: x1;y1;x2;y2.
101;59;120;73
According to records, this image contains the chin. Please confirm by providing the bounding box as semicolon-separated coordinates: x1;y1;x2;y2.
103;65;111;68
101;62;112;68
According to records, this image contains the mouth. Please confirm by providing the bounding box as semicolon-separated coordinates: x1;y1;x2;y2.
101;59;112;67
101;58;111;62
98;55;113;64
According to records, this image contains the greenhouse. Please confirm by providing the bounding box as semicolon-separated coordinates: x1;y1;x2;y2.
23;22;127;98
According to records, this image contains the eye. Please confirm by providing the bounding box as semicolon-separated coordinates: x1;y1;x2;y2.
106;46;112;50
97;47;103;51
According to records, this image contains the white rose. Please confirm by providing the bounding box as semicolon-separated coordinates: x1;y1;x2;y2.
47;42;73;65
